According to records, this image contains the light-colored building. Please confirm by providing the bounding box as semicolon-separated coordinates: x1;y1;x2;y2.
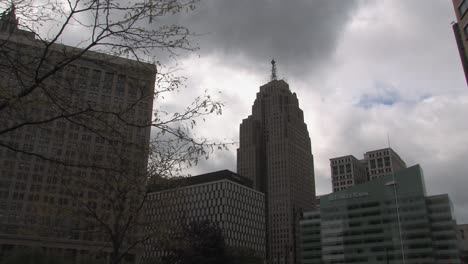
365;148;406;180
452;0;468;85
330;155;367;192
300;211;321;264
0;6;154;263
301;165;462;264
458;224;468;264
237;62;316;264
144;170;266;262
330;148;407;192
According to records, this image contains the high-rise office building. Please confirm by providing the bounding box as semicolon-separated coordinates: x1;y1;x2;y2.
0;7;155;263
237;61;316;264
330;147;407;192
452;0;468;85
144;170;265;262
301;165;462;264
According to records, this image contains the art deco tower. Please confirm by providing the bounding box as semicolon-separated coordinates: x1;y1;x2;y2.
237;60;316;264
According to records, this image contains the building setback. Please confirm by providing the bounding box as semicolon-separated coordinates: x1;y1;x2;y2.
301;165;461;264
330;148;406;192
452;0;468;85
144;170;266;262
237;63;316;264
0;7;155;263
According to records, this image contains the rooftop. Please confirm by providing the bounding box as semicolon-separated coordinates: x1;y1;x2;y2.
148;170;253;192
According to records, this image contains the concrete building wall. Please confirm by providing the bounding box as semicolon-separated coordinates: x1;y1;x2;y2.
300;211;321;264
364;148;406;180
144;175;266;261
330;155;367;192
427;195;461;264
330;148;407;193
457;224;468;263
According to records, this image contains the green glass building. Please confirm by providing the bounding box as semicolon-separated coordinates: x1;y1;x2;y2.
300;165;461;264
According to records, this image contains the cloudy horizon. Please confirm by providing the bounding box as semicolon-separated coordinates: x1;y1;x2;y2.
159;0;468;223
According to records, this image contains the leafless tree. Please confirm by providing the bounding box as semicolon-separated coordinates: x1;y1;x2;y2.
0;1;226;264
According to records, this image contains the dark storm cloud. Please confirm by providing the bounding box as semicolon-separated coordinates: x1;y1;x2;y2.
174;0;360;75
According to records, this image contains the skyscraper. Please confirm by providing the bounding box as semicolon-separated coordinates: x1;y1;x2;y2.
237;61;316;264
452;0;468;85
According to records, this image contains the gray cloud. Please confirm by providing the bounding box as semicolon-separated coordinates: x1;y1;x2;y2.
173;0;360;76
170;0;468;224
311;93;468;223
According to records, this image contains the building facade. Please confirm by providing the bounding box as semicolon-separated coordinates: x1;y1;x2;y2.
452;0;468;85
300;211;321;264
330;148;407;192
237;65;316;264
458;224;468;264
330;155;367;192
0;7;155;263
301;165;461;264
364;148;406;181
144;170;266;261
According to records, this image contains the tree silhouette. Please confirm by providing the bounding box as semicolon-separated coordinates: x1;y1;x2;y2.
0;1;225;264
160;220;226;264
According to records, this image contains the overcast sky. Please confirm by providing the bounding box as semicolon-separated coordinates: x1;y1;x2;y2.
159;0;468;223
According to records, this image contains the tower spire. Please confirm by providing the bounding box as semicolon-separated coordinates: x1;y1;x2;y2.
270;59;277;81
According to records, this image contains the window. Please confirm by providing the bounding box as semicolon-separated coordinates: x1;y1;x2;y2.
460;0;468;17
103;72;114;92
377;158;383;168
116;74;126;96
332;166;338;175
339;165;344;174
346;164;351;173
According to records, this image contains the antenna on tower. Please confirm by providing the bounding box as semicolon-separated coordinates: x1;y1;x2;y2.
271;59;278;81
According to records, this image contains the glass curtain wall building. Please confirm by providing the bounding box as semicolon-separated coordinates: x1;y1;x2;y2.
301;165;461;264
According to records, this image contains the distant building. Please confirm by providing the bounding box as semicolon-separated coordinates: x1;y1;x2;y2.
301;165;462;264
144;170;266;262
459;224;468;264
452;0;468;85
330;148;406;192
364;148;406;180
237;61;316;264
329;155;367;192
